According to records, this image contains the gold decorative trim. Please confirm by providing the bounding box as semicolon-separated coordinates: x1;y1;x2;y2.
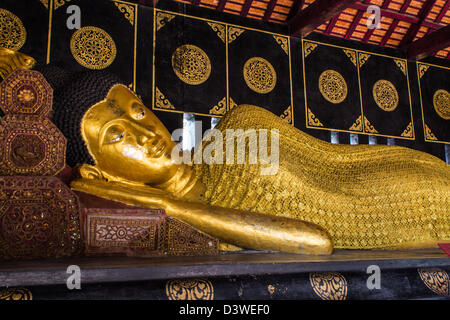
418;64;430;79
54;0;70;10
172;44;211;85
40;0;49;9
372;79;399;112
401;122;414;138
424;124;438;141
394;59;407;76
156;12;175;31
0;9;27;51
309;272;347;300
359;53;371;67
114;2;135;26
70;26;117;70
303;42;318;58
207;22;226;43
229;97;238;111
433;89;450;120
228;27;245;43
155;87;174;110
349;115;363;131
307;108;324;127
209;97;227;116
318;70;348;104
243;57;277;94
364;116;378;134
273;36;289;55
280;106;292;124
0;288;32;300
166;279;214;300
343;49;357;67
418;268;449;296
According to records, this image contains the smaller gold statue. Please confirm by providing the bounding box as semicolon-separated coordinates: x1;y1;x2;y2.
0;47;35;80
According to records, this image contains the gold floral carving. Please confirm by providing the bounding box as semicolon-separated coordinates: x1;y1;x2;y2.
358;53;371;67
70;26;116;70
114;2;135;26
243;57;277;94
418;64;429;79
309;272;347;300
155;87;174;110
54;0;70;10
303;42;318;58
318;70;348;104
394;59;407;76
433;89;450;120
401;122;414;138
40;0;49;9
307;108;323;127
424;124;438;141
273;36;289;55
0;9;27;51
364;116;378;134
418;268;449;296
207;22;226;43
0;288;32;300
349;115;363;131
372;80;399;112
166;279;214;300
172;44;211;85
229;97;238;111
209;97;227;116
228;27;245;43
280;106;292;124
343;49;357;67
156;12;175;31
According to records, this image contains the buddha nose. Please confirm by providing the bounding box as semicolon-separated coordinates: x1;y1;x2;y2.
137;135;148;146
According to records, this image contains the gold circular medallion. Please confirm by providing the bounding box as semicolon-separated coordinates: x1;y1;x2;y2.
372;79;399;112
171;44;211;85
318;70;348;104
0;9;26;50
309;272;348;300
70;26;116;70
0;288;32;300
418;268;449;296
433;89;450;120
166;279;214;300
243;57;277;94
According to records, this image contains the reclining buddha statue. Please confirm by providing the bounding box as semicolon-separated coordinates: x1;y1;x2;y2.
42;68;449;256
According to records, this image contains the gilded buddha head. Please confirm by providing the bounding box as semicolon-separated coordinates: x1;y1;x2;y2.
80;84;179;185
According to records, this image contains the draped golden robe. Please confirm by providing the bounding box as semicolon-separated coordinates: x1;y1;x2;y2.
194;105;450;249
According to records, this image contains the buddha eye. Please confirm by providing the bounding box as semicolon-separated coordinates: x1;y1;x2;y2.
105;125;125;144
130;104;146;120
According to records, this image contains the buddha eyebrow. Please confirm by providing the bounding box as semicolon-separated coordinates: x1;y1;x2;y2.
106;99;125;116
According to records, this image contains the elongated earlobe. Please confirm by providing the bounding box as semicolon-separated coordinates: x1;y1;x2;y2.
78;164;105;180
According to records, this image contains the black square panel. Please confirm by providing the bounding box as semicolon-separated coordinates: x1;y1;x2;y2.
49;0;137;89
0;0;50;64
228;27;293;125
153;9;226;118
302;40;362;134
417;62;449;144
359;53;414;140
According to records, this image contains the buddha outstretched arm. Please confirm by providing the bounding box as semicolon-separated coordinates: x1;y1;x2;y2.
71;178;333;255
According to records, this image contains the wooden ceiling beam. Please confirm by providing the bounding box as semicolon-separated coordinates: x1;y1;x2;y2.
216;0;227;11
436;1;450;23
407;24;450;60
240;0;254;16
287;0;305;21
380;0;412;46
263;0;278;21
288;0;360;37
363;0;390;42
400;0;437;48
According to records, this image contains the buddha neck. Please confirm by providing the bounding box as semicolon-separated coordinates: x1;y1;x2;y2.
153;163;205;201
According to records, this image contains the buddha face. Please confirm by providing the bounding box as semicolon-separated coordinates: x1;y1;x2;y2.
81;84;179;185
